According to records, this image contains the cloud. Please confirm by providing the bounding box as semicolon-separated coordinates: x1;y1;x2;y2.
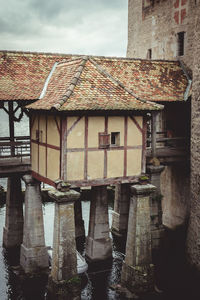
0;0;128;56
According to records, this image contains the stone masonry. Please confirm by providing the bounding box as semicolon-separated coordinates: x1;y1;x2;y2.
111;183;130;237
48;188;80;282
186;1;200;269
127;0;196;68
20;175;49;273
86;186;112;262
121;184;156;294
3;176;23;248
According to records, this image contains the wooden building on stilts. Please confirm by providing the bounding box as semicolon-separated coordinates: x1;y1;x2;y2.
26;56;163;187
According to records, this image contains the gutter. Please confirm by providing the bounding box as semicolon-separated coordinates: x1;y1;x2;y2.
39;62;58;99
179;59;192;101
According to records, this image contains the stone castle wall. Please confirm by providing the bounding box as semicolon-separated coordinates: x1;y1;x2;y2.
186;1;200;269
127;0;196;69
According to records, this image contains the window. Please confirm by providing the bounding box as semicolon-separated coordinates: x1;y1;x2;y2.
177;32;185;56
147;48;152;59
111;132;120;147
99;132;110;149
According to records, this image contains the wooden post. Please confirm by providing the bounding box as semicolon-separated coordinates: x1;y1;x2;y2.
8;101;15;156
151;112;157;157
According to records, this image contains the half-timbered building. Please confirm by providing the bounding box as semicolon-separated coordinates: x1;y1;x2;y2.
26;56;163;187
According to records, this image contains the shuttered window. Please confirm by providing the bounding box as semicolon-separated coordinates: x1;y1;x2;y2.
99;132;110;149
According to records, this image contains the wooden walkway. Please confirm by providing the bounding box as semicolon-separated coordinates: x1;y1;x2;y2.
0;157;31;177
146;146;189;164
0;136;31;177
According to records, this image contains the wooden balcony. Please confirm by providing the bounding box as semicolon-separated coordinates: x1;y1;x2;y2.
146;132;189;163
0;136;31;177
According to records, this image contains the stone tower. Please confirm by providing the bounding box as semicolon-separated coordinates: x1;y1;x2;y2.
127;0;196;68
127;0;200;271
186;0;200;270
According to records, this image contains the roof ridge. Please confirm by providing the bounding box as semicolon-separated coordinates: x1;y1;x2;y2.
57;57;84;66
0;50;179;63
88;58;163;110
53;56;89;110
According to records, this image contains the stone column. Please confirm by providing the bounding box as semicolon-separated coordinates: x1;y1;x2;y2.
47;185;80;300
85;185;112;262
20;175;49;274
147;165;165;251
121;184;156;294
3;176;23;248
111;183;130;237
74;196;85;240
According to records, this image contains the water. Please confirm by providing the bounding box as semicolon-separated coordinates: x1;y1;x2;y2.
0;108;199;299
0;107;127;299
0;197;126;300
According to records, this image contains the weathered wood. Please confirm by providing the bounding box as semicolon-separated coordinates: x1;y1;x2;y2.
31;171;139;188
0;157;31;177
142;117;147;173
151;112;157;157
0;137;30;160
8;102;15;156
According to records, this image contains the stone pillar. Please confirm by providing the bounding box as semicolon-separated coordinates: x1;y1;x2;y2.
147;165;165;251
20;175;49;274
85;185;112;262
111;183;130;237
74;197;85;240
47;186;80;300
3;176;23;248
121;184;156;294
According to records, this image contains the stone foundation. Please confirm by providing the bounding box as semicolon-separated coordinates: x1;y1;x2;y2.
3;176;23;248
121;184;156;294
111;183;130;237
86;185;112;262
20;175;48;274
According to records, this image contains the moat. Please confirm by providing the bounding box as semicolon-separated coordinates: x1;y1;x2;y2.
0;189;198;300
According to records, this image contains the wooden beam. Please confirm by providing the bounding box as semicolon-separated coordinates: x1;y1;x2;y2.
8;102;15;156
151;111;157;157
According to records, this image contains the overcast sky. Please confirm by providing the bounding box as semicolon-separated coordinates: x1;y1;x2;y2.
0;0;128;57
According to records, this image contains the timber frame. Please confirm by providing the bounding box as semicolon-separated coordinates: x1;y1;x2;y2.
30;110;149;188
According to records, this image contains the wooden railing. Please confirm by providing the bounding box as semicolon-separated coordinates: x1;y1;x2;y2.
147;131;188;157
0;136;30;161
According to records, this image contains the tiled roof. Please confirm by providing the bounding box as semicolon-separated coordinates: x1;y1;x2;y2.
27;57;163;111
0;50;190;104
0;51;72;101
95;57;189;102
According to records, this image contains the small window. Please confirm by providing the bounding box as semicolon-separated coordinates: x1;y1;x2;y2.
147;48;152;59
99;132;110;149
111;132;120;147
177;32;185;56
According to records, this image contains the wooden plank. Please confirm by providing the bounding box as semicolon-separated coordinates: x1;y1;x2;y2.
8;102;15;156
31;139;60;151
45;114;48;178
104;116;108;178
130;115;143;133
31;171;56;188
62;117;67;181
38;114;40;173
124;116;128;177
66;116;82;136
142;117;147;173
84;116;88;180
151;112;157;157
65;145;142;152
67;175;139;187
